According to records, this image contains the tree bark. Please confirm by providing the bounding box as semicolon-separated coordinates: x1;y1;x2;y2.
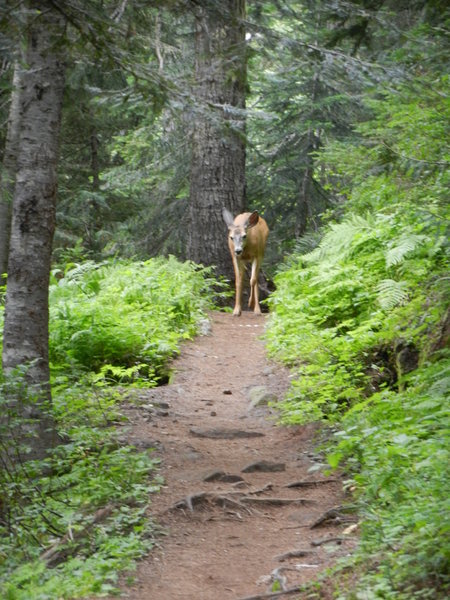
295;127;320;238
0;62;23;283
2;1;66;458
187;0;247;281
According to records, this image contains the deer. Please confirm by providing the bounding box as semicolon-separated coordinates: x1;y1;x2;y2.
222;208;269;317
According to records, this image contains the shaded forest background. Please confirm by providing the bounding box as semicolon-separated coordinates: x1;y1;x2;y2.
0;1;448;599
5;0;446;272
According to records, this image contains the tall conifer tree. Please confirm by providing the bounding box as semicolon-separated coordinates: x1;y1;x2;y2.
2;1;67;457
187;0;247;281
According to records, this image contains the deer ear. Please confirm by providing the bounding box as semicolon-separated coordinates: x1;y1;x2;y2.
247;211;259;229
222;207;235;227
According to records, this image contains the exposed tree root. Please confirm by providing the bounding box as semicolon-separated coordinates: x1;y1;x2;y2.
237;583;304;599
311;536;357;547
241;496;316;507
310;505;356;528
248;483;274;495
284;478;338;489
275;549;313;561
168;487;307;515
169;491;253;515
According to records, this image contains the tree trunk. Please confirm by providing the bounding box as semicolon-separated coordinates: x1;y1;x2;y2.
0;62;23;284
2;1;66;459
187;0;247;281
295;128;319;238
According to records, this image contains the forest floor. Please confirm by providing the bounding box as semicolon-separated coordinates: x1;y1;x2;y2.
109;311;358;599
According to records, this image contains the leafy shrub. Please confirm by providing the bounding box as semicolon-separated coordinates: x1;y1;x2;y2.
0;371;162;599
266;74;449;424
0;255;220;598
333;356;450;597
49;256;219;383
266;73;449;596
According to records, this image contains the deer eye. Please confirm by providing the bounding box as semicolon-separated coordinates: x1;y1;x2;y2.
242;234;247;239
230;235;234;240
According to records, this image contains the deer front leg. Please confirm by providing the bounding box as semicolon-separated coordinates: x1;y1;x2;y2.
233;257;245;316
249;257;262;314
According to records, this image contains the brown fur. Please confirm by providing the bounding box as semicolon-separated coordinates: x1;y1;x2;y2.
222;208;269;316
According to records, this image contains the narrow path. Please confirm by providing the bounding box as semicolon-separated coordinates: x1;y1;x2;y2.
115;312;354;599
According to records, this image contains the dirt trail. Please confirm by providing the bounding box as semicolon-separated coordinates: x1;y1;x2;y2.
116;311;355;599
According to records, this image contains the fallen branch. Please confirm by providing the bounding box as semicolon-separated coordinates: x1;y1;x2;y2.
40;504;115;566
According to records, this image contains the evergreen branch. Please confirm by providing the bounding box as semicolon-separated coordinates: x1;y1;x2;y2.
382;141;450;167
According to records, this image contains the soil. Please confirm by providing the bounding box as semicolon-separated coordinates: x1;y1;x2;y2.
112;311;357;599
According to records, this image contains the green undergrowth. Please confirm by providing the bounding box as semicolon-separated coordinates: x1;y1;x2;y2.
266;74;449;597
0;256;221;599
49;256;220;385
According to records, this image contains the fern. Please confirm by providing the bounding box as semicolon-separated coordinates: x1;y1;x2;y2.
306;214;376;263
385;233;427;267
292;232;321;255
376;278;409;310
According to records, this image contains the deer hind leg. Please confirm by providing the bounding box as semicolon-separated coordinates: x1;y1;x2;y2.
248;258;261;314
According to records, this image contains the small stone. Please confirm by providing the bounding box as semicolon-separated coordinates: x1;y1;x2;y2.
241;460;286;473
220;474;245;483
247;386;277;409
210;411;217;416
203;470;226;482
198;318;212;336
223;389;232;395
203;471;244;483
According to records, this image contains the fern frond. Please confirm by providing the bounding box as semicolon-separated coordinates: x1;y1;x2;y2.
64;261;101;282
376;278;409;310
293;232;321;255
309;214;375;262
385;234;427;267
